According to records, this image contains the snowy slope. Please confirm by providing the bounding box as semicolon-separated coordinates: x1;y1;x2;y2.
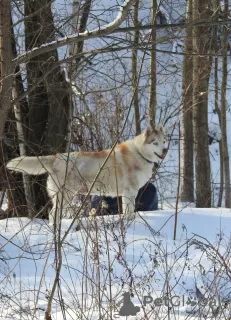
1;208;231;319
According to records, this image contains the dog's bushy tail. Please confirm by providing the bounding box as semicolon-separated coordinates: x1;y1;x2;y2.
6;155;56;175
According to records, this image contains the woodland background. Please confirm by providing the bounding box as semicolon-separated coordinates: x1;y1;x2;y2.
0;0;231;217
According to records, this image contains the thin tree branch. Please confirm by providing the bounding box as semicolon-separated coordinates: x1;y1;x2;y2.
13;0;136;66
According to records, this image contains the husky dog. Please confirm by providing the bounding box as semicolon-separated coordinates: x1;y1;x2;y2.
6;124;168;225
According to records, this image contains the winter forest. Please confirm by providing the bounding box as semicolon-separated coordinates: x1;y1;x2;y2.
0;0;231;319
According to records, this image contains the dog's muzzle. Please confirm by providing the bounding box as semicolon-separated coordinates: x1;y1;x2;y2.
155;148;168;159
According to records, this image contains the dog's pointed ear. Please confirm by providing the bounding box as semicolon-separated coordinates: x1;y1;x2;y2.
157;123;164;133
144;127;153;139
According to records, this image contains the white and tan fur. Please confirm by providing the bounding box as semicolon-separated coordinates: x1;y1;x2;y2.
6;124;168;225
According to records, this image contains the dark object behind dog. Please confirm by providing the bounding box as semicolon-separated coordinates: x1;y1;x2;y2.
135;183;158;211
91;183;158;215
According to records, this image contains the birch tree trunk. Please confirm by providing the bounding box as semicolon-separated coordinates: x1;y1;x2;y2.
213;0;223;207
13;90;34;216
10;17;33;216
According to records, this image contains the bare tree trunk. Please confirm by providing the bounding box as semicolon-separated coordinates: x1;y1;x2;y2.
24;0;71;217
193;0;211;208
1;109;27;218
221;0;231;208
213;0;223;207
149;0;157;127
132;0;141;135
0;0;12;140
0;9;30;218
13;91;35;215
181;0;194;202
69;0;92;80
69;0;81;80
0;1;27;217
7;16;33;217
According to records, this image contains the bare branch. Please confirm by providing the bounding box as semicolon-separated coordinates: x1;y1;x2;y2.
14;0;136;66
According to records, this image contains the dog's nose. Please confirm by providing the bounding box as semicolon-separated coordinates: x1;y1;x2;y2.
163;148;168;155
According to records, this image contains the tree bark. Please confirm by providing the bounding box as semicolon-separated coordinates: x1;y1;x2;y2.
193;0;212;208
0;1;27;217
181;0;194;202
2;109;28;218
221;0;231;208
69;0;92;80
213;0;223;207
13;88;34;216
215;54;224;208
149;0;157;127
0;0;12;140
24;0;71;217
132;0;141;135
9;16;33;216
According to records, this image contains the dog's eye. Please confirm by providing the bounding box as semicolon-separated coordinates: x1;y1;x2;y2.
153;142;158;146
163;141;166;144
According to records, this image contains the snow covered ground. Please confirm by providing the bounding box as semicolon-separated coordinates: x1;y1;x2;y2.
1;207;231;319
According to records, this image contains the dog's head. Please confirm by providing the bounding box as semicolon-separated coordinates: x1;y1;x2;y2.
135;123;168;163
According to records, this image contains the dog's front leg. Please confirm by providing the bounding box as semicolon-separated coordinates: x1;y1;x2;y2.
122;189;136;215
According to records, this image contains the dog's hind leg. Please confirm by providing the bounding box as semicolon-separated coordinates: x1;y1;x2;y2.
49;197;59;227
49;190;71;227
47;175;72;228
